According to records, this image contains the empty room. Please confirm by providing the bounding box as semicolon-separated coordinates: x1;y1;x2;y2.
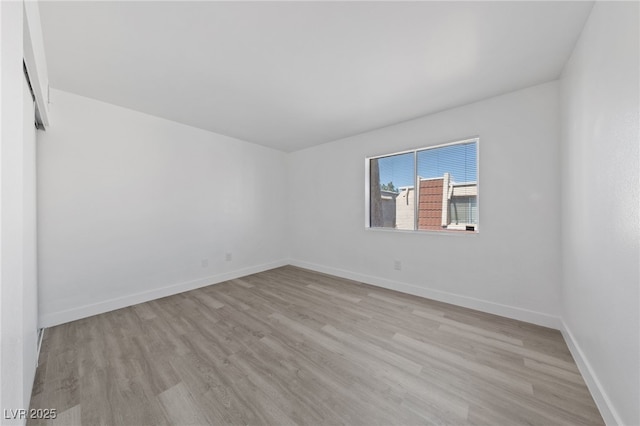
1;0;638;425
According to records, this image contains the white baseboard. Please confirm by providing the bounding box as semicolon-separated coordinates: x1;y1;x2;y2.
39;259;288;327
289;259;561;329
41;258;560;330
560;321;621;426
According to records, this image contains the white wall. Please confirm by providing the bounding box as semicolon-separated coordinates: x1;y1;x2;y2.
560;2;639;425
288;81;562;327
38;89;288;327
1;1;39;422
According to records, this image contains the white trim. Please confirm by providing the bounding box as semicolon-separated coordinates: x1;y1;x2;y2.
40;258;560;330
23;0;49;128
289;259;561;329
366;136;479;160
364;156;371;228
39;259;288;327
36;328;44;367
560;320;621;426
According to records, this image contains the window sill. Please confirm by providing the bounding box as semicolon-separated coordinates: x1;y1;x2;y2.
364;227;479;236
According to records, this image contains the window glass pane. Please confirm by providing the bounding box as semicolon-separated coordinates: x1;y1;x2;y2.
416;142;477;232
417;142;477;182
450;196;477;225
370;152;414;229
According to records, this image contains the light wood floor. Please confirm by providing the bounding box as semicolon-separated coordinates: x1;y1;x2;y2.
29;266;603;425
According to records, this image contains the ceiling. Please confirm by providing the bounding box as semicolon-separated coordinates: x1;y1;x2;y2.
39;1;593;152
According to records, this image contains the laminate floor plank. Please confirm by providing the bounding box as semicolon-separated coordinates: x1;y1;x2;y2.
51;404;81;426
29;266;603;425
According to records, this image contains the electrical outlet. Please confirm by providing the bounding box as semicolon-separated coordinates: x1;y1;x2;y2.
225;252;232;261
394;260;402;271
201;259;209;268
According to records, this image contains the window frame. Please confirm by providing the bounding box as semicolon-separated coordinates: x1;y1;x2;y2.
364;137;480;234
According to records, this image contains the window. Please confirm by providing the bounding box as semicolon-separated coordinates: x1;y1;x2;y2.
367;138;478;233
